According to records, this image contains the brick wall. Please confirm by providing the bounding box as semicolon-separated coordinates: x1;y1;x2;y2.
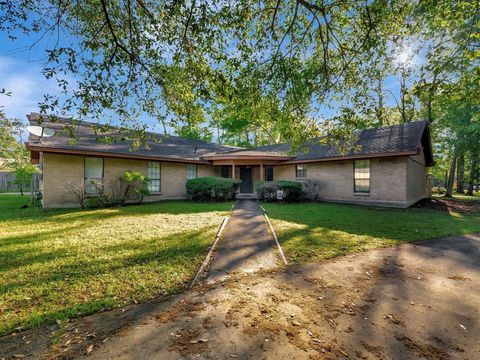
273;157;412;207
41;153;214;208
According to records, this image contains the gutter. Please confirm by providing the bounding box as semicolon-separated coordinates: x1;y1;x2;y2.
282;150;419;164
25;144;211;165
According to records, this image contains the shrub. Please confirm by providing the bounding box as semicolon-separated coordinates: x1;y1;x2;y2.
66;171;150;209
65;180;88;209
186;176;241;201
256;180;303;202
432;186;446;195
108;171;150;205
13;164;38;196
302;178;327;201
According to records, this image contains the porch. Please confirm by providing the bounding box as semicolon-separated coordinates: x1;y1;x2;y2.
204;150;293;194
214;163;273;194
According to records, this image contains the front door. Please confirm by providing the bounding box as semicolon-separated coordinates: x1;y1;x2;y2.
239;167;253;193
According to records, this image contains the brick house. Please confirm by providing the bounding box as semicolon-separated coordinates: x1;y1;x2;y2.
26;113;434;208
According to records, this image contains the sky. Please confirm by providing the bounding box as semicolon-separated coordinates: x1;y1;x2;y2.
0;26;168;133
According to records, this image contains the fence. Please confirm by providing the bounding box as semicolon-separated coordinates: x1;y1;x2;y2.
0;171;40;192
0;171;18;191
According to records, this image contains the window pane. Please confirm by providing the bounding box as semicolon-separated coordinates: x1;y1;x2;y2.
296;164;307;178
187;165;197;180
265;166;274;181
221;166;230;178
354;160;370;193
85;179;102;195
85;157;103;179
148;161;161;192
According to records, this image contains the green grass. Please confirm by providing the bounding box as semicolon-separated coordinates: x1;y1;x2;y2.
432;192;480;201
0;195;232;335
263;202;480;264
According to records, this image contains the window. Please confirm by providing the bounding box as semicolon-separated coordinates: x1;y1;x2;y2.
84;157;103;195
354;159;370;193
148;161;161;193
264;166;274;181
186;164;197;179
296;164;307;179
214;165;231;178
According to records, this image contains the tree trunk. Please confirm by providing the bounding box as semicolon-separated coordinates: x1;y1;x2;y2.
456;155;465;193
426;72;438;123
400;75;408;123
445;155;457;197
467;156;478;196
376;78;385;125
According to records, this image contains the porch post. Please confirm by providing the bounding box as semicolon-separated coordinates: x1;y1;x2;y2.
232;163;235;179
260;163;264;181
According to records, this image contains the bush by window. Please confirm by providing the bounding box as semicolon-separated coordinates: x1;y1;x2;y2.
186;176;241;201
256;180;303;202
302;179;327;201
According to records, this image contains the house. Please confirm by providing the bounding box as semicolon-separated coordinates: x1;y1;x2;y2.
25;113;434;208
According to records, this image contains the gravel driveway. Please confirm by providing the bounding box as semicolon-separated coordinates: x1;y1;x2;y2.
2;234;479;359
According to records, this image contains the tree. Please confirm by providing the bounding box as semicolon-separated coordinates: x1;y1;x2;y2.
0;0;478;164
0;111;24;160
467;157;478;196
436;67;480;198
0;111;38;194
13;165;38;196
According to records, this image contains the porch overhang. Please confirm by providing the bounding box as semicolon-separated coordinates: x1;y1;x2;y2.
202;150;293;164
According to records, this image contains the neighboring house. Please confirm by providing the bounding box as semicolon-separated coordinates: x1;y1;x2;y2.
26;113;434;208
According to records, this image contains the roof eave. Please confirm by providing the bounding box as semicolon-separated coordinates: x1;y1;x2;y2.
202;155;293;161
26;145;212;165
283;151;419;164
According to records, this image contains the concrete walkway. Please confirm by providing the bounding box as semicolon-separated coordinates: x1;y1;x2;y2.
206;200;278;283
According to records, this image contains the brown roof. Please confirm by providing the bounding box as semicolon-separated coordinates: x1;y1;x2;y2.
26;113;240;163
26;113;433;166
247;121;433;165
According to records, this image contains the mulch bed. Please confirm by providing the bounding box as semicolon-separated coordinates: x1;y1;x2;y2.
414;198;480;214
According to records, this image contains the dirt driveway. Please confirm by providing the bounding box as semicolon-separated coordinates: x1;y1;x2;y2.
2;233;479;359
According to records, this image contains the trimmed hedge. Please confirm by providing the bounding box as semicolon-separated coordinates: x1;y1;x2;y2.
186;176;241;201
256;180;303;202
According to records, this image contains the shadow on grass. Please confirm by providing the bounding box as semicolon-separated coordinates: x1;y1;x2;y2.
0;195;231;335
263;202;480;263
0;226;218;335
0;195;232;223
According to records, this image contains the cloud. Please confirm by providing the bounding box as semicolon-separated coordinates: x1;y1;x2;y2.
0;56;62;121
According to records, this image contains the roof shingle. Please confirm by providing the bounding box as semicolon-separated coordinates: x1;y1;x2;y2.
26;113;431;165
26;113;239;162
249;121;429;161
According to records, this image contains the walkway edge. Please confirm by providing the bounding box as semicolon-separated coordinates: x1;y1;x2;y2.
261;206;288;265
190;216;230;289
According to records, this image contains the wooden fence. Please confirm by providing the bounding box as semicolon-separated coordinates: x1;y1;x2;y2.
0;171;18;191
0;172;40;192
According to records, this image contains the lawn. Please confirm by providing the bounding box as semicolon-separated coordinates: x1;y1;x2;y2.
263;202;480;264
0;195;232;335
433;192;480;201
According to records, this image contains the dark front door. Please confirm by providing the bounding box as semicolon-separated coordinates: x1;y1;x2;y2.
239;167;253;193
